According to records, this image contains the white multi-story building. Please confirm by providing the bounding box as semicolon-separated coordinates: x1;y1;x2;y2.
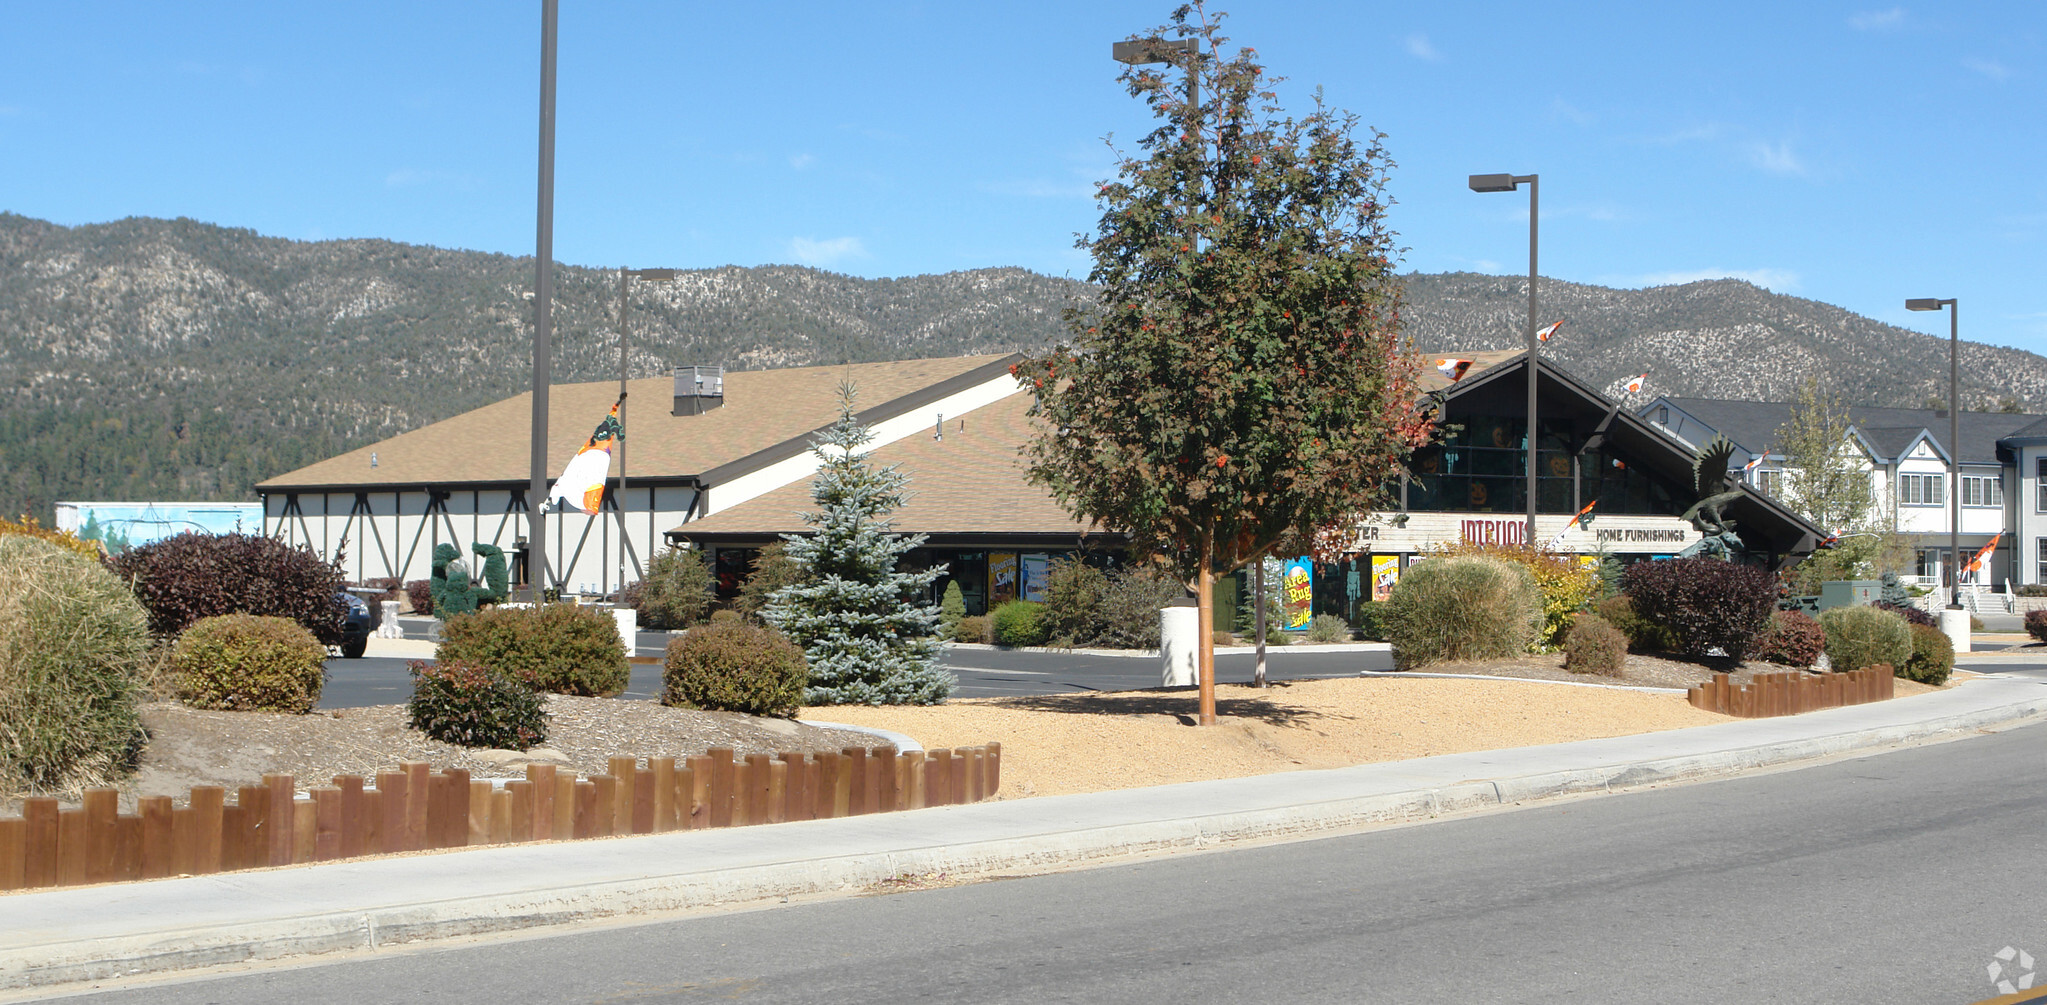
1642;396;2047;591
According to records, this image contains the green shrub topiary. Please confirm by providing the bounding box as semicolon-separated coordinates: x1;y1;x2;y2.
173;614;329;713
662;622;809;717
1621;557;1779;660
991;600;1049;648
108;532;347;643
1751;609;1826;667
406;659;548;749
952;615;991;644
0;535;153;795
1595;595;1680;654
635;547;715;630
1562;613;1627;676
1817;605;1913;673
1306;614;1351;643
1382;556;1541;669
436;603;629;696
939;581;966;638
1901;623;1954;686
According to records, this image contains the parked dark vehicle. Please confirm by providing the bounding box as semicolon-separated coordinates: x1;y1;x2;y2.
330;590;373;659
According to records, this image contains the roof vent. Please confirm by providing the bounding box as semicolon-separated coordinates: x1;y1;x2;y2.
673;365;725;416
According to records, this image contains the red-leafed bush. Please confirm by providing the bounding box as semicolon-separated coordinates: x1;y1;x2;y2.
108;533;345;643
1620;558;1778;661
2027;609;2047;642
1751;609;1827;667
406;659;547;750
1872;600;1935;627
1562;613;1627;676
406;579;433;616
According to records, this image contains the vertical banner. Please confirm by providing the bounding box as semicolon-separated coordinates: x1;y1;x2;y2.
1020;553;1050;602
1282;557;1313;630
1371;555;1400;603
989;552;1018;606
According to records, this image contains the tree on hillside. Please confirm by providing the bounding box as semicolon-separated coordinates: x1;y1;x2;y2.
1016;3;1430;724
763;384;951;705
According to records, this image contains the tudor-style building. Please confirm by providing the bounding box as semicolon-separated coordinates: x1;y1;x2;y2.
1641;395;2047;594
258;349;1827;625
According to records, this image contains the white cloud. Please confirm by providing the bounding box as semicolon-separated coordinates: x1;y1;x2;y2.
789;152;816;170
788;236;868;267
1550;98;1594;127
1405;33;1441;61
1616;267;1801;291
1747;140;1807;176
980;178;1096;199
1964;56;2012;80
1849;7;1906;30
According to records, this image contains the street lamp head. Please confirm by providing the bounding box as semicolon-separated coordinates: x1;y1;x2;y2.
1468;173;1519;193
1113;37;1198;65
1905;297;1950;311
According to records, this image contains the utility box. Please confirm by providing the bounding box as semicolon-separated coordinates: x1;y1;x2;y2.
1817;580;1882;610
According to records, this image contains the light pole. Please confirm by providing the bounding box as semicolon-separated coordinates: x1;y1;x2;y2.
1114;34;1217;724
528;0;559;601
1907;296;1961;610
1470;172;1540;545
615;267;678;591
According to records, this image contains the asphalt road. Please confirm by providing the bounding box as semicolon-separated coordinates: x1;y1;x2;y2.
317;634;1391;709
61;716;2047;1003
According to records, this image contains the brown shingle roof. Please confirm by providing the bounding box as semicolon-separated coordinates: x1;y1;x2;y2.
672;390;1101;542
1416;349;1519;394
257;354;1014;491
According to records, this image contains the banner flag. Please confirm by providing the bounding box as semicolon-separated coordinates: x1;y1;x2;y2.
546;397;623;514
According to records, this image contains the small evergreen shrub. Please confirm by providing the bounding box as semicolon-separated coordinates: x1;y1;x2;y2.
1901;623;1955;686
1307;614;1351;643
1751;609;1826;667
735;543;809;623
636;547;715;630
436;603;629;696
1872;600;1935;627
1382;556;1541;669
1041;558;1111;647
1595;595;1680;654
406;578;433;616
991;600;1049;647
1818;605;1913;673
1432;542;1601;648
109;532;346;643
1353;601;1388;641
939;581;966;638
0;535;152;794
173;614;328;713
1621;558;1778;660
406;659;547;750
1091;565;1189;649
952;614;991;644
662;623;809;717
2026;608;2047;641
2018;584;2047;598
1562;613;1627;676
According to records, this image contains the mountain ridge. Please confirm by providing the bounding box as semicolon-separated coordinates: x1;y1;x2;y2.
3;212;2041;518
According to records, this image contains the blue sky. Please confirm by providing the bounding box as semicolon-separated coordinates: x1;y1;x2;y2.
2;2;2041;353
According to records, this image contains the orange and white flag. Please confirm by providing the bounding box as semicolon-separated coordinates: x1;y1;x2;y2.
1964;532;2002;577
1435;358;1474;381
546;397;623;514
1623;373;1648;394
1545;500;1597;550
1535;319;1565;342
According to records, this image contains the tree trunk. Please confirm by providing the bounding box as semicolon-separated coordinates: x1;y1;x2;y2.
1197;531;1217;726
1253;557;1268;688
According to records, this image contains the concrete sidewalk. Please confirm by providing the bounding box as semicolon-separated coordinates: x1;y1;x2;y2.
4;672;2045;992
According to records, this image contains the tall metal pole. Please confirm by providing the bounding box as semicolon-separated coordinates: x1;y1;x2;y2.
617;267;631;595
527;0;558;601
1950;300;1961;609
1525;175;1539;547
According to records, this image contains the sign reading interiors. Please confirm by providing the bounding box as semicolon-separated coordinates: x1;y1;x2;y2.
1345;513;1700;556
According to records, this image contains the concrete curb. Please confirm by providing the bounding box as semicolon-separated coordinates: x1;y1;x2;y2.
5;680;2045;991
1358;670;1687;695
944;641;1391;658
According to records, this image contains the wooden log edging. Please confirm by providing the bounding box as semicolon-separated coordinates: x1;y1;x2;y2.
1686;667;1895;718
0;742;1000;893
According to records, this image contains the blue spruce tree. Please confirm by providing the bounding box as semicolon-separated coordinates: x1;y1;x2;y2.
765;385;952;705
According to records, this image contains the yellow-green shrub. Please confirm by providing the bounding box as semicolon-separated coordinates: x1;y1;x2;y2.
173;614;328;713
662;623;808;717
436;603;629;696
1383;556;1541;668
0;535;152;794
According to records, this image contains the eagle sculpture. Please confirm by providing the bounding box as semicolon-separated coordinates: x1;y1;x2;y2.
1677;435;1746;559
